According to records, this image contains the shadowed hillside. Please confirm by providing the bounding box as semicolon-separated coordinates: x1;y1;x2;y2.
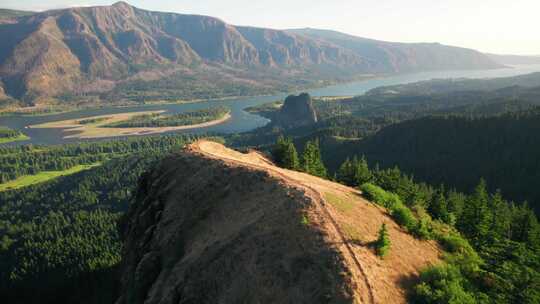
117;140;440;304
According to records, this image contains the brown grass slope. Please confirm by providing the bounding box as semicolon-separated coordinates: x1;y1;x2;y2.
117;140;440;304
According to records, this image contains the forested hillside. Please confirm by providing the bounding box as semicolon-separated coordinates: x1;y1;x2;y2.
0;135;198;303
270;136;540;303
331;110;540;214
237;76;540;215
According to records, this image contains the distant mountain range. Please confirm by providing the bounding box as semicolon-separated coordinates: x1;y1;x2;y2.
0;2;515;106
486;53;540;65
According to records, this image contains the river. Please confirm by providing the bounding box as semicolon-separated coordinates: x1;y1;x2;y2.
2;64;540;146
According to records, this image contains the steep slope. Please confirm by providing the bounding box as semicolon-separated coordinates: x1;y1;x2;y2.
0;9;34;24
289;28;502;73
0;2;501;104
329;110;540;215
117;140;440;304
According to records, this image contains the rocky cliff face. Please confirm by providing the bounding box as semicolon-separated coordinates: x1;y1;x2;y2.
289;28;503;74
0;2;501;104
276;93;318;128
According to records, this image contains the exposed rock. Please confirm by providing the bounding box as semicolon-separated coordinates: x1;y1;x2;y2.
276;93;318;128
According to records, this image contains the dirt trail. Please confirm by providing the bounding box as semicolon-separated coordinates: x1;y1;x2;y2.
189;140;441;304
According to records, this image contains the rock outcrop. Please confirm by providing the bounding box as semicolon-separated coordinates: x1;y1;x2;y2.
276;93;318;128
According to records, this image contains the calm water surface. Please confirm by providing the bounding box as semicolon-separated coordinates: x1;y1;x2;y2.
2;64;540;146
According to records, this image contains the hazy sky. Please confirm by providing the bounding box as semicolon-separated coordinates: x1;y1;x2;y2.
3;0;539;55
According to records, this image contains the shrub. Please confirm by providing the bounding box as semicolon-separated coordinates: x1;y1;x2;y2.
375;223;391;257
360;183;402;209
362;183;422;232
413;264;478;304
414;217;433;239
391;204;418;231
439;233;472;254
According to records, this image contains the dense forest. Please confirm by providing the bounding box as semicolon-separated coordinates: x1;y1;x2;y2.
237;83;540;148
273;137;540;303
0;135;200;303
2;71;540;303
238;82;540;215
328;109;540;214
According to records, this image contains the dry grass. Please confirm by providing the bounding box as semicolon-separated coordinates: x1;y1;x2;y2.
189;140;442;304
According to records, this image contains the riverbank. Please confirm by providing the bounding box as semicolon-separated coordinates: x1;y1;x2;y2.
0;134;30;144
29;110;232;139
0;74;375;118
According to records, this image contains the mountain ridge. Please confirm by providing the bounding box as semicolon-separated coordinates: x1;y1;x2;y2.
0;2;502;106
117;140;441;303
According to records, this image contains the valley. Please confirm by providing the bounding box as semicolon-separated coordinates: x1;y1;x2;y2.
28;108;231;139
0;1;513;110
2;63;540;145
1;1;540;304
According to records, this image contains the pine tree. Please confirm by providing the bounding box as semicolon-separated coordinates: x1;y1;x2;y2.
337;158;355;186
272;135;288;166
301;139;327;178
283;140;299;170
447;190;465;219
273;135;299;169
488;190;511;240
354;156;373;186
460;179;491;242
429;186;451;224
511;202;540;247
375;223;391;257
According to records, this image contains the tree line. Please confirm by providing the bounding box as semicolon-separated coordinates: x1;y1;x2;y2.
0;134;199;304
0;135;194;183
104;107;230;128
272;135;540;303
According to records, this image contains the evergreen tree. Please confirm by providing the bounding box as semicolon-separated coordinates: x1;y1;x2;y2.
429;186;451;224
301;139;327;178
375;223;391;257
354;156;373;186
460;179;491;242
510;203;540;247
489;190;511;240
283;140;299;170
337;158;355;186
447;190;466;219
272;135;288;166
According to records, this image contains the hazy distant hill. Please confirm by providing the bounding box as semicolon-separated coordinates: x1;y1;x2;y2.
288;28;502;73
487;53;540;65
367;71;540;96
0;9;34;23
0;2;501;105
